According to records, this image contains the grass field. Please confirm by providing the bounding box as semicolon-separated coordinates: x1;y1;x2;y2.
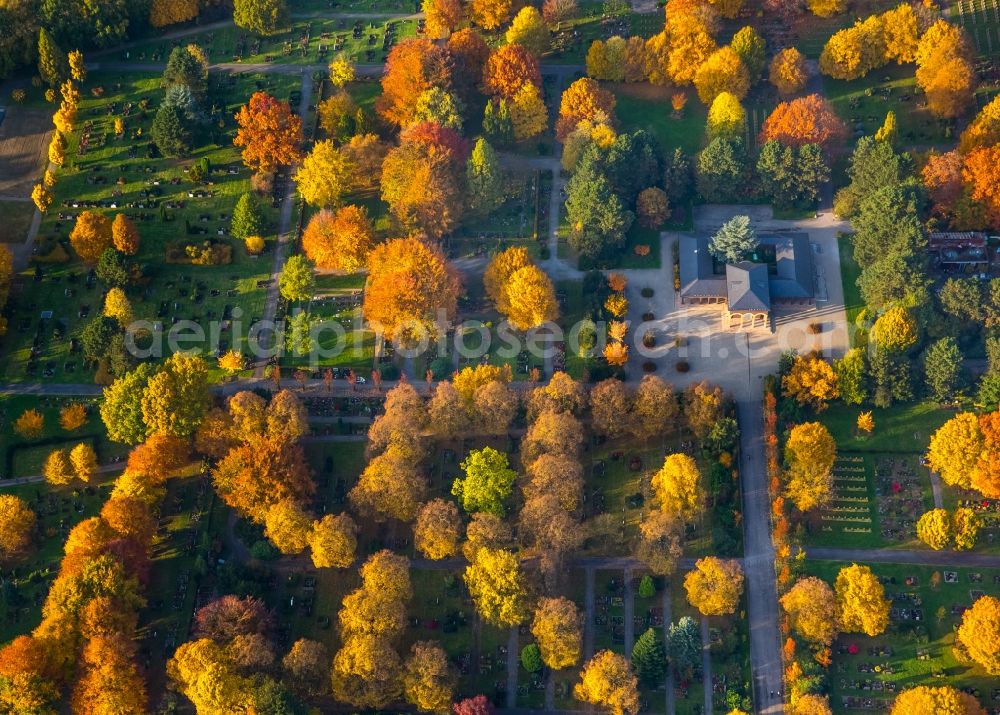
837;233;864;346
819;400;950;454
0;200;37;244
613;85;707;156
802;561;1000;714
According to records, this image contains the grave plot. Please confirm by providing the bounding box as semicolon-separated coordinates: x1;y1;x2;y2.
593;570;628;653
943;489;1000;552
872;455;932;543
804;562;1000;715
816;455;877;545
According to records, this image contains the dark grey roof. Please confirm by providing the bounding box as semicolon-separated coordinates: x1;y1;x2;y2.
726;262;770;312
677;233;814;305
678;235;726;299
764;234;814;300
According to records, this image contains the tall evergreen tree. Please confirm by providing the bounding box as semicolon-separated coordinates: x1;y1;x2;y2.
151;103;193;157
696;137;749;203
631;628;668;685
37;28;66;86
483;98;514;145
564;161;633;258
231;193;267;239
923;337;964;403
467;138;504;215
666;617;701;679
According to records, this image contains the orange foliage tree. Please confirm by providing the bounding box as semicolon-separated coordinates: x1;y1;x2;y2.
963;146;1000;224
915;20;976;119
556;77;617;141
380;138;465;239
377;39;454;127
423;0;464;38
760;94;847;150
70;211;113;264
923;150;965;218
233;91;305;174
364;237;461;343
483;44;541;100
301;205;375;273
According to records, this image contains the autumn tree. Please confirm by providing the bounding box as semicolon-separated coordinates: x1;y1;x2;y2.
126;432;192;483
234;91;304;174
0;495;35;561
962;145;1000;220
381;138;465;238
140;353;211;438
890;686;986;715
511;82;549;140
282;638;330;696
556;77;616;141
707;91;745;140
961;95;1000;152
70;211;113;264
72;634;147;715
573;650;640;715
975;411;1000;498
916;508;952;550
531;597;582;670
835;563;890;636
528;370;587;419
684;557;744;616
957;595;1000;674
213;435;315;524
423;0;464;38
780;576;837;645
43;448;73;485
294;139;352;208
683;381;722;439
782;355;840;411
151;0;199;27
589;378;631;438
819;15;886;80
927;412;981;490
693;46;749;105
464;547;528;626
636;187;670;228
110;213;140;256
784;421;836;512
308;513;357;568
484;44;541;100
731;26;765;80
808;0;845;16
471;0;515;29
454;695;497;715
378;39;454;127
760;94;847;150
401;641;456;712
871;306;918;354
506;6;549;55
915;20;976;119
632;376;678;440
263;498;311;554
414;498;462;559
59;403;88;432
70;442;98;482
364;237;460;344
769;47;808;96
350;440;427;522
651;454;703;521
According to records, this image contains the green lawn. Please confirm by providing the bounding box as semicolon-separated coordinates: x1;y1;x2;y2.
1;69;310;384
802;561;1000;715
819;400;950;454
0;200;36;244
613;85;707;156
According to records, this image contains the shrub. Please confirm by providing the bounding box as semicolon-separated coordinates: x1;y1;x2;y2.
10;89;26;103
640;287;654;298
244;235;265;255
642;331;655;348
520;643;542;673
634;244;651;256
642;312;655;322
676;360;690;373
643;361;658;373
807;322;822;334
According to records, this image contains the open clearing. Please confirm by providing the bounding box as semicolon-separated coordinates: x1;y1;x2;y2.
0;107;50;198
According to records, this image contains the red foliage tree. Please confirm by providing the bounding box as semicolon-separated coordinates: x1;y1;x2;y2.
233;91;304;174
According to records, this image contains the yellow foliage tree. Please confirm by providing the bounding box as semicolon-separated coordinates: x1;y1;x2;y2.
684;557;744;616
294;139;353;208
43;449;73;485
402;641;456;712
651;453;703;521
927;412;982;489
70;443;98;482
264;498;312;554
111;214;140;256
782;356;840;411
218;350;245;375
890;686;987;715
48;131;67;166
103;288;133;327
31;184;52;213
835;563;890;636
960;94;1000;152
871;306;917;353
328;56;356;88
693;46;750;105
957;595;1000;674
464;547;528;627
780;576;838;645
301;205;374;272
768;47;809;97
706;91;745;139
14;409;44;439
784;421;836;512
60;403;88;432
574;650;640;715
818;16;886;80
503;265;559;330
414;498;462;560
882;4;919;64
150;0;199;27
856;411;874;434
68;49;86;82
807;0;846;16
70;211;113;264
506;6;549;55
532;597;582;670
604;341;629;366
915;20;976;119
0;495;35;560
308;513;358;568
511;82;549;141
916;508;952;550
